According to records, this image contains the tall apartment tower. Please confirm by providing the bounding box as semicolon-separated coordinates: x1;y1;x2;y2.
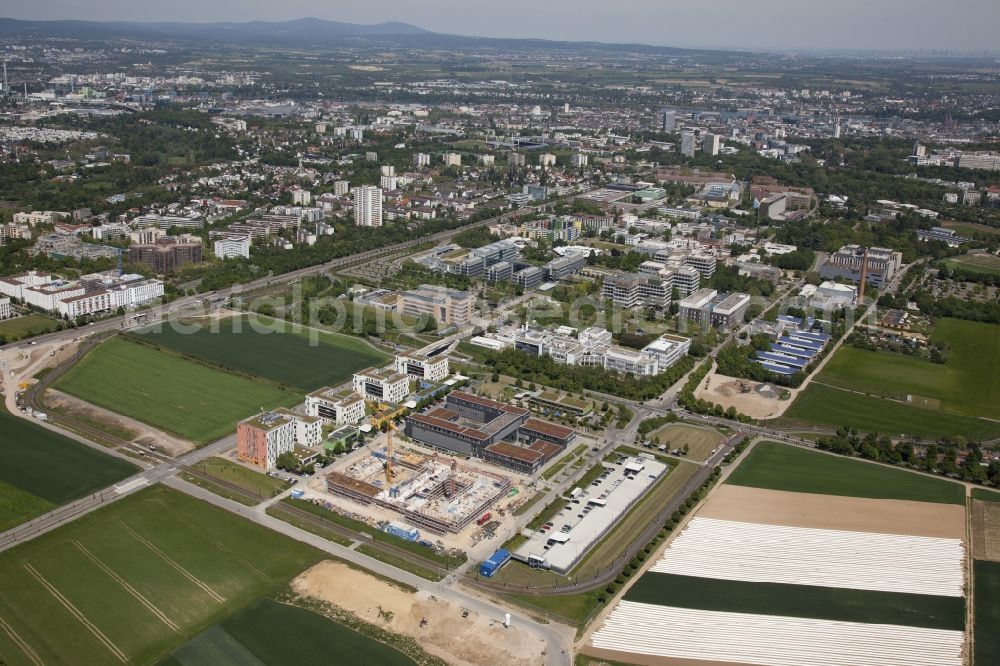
353;186;383;227
702;133;721;156
680;131;696;158
661;110;677;132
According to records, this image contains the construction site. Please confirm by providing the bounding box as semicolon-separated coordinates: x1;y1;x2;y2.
325;443;513;535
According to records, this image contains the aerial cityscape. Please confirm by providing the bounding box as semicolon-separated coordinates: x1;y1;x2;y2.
1;6;1000;666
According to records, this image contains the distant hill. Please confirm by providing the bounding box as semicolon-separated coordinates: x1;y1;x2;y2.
0;17;726;56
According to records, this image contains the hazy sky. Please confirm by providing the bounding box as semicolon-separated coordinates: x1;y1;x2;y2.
3;0;999;52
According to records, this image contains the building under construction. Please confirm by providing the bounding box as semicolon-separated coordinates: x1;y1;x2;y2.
325;446;512;534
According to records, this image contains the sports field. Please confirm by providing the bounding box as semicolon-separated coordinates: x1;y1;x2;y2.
0;484;324;665
161;598;416;666
726;441;966;505
134;315;389;391
0;404;137;530
648;424;723;461
944;253;1000;277
780;383;1000;441
54;337;300;444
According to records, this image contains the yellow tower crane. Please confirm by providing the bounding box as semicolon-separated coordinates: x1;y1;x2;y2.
365;400;399;493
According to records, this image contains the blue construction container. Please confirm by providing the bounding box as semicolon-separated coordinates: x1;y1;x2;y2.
290;488;305;499
479;548;512;577
384;522;420;542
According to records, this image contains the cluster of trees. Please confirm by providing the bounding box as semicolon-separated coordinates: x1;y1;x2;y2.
481;347;696;401
815;427;999;485
768;249;816;271
677;359;756;423
937;262;1000;287
911;291;1000;325
636;413;679;437
715;335;805;387
452;226;499;249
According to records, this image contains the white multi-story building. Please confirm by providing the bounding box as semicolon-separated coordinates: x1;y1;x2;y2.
680;132;696;158
571;154;589;167
13;211;66;226
413;153;431;167
395;353;449;382
443;153;462;167
334;180;350;195
214;235;251;259
684;253;717;280
292;189;312;206
305;387;366;425
539;153;557;167
353;367;410;404
0;296;12;320
353;185;383;227
380;175;398;190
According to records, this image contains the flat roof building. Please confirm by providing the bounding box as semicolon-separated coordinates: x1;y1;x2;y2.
353;367;410;404
399;285;474;327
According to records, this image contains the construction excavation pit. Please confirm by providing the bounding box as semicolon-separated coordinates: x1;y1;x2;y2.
325;444;512;534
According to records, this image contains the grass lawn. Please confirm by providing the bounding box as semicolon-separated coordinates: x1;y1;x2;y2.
186;457;288;500
778;383;1000;442
0;485;324;666
975;560;1000;666
940;221;1000;237
161;598;416;666
55;337;301;444
625;572;964;631
812;319;1000;419
727;441;966;505
264;505;354;547
134;314;389;392
355;544;444;582
647;424;723;462
944;253;1000;277
0;403;136;529
504;588;606;631
0;313;60;341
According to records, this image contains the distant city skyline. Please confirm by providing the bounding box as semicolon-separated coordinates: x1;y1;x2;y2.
2;1;999;52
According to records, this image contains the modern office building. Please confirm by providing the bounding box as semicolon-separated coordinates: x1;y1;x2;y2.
413;153;431;167
672;265;701;296
236;408;319;470
678;288;719;327
513;266;545;290
353;185;383;227
0;296;12;320
819;245;902;288
394;353;450;382
602;272;672;309
544;254;587;281
399;285;474;327
684;252;717;280
214;235;251;259
128;238;203;273
353;367;410;404
304;387;366;425
710;293;751;329
678;288;750;330
404;391;574;474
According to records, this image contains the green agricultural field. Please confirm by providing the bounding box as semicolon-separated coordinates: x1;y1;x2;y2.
727;441;966;505
972;488;1000;503
0;485;324;666
0;313;61;342
975;560;1000;666
0;404;136;530
813;318;999;419
779;383;1000;442
648;424;724;462
55;337;300;444
161;598;416;666
133;315;389;391
625;572;964;631
940;221;1000;237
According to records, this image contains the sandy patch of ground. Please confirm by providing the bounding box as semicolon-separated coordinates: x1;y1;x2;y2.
43;389;195;456
292;560;544;666
696;371;790;419
971;500;1000;561
699;484;965;540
